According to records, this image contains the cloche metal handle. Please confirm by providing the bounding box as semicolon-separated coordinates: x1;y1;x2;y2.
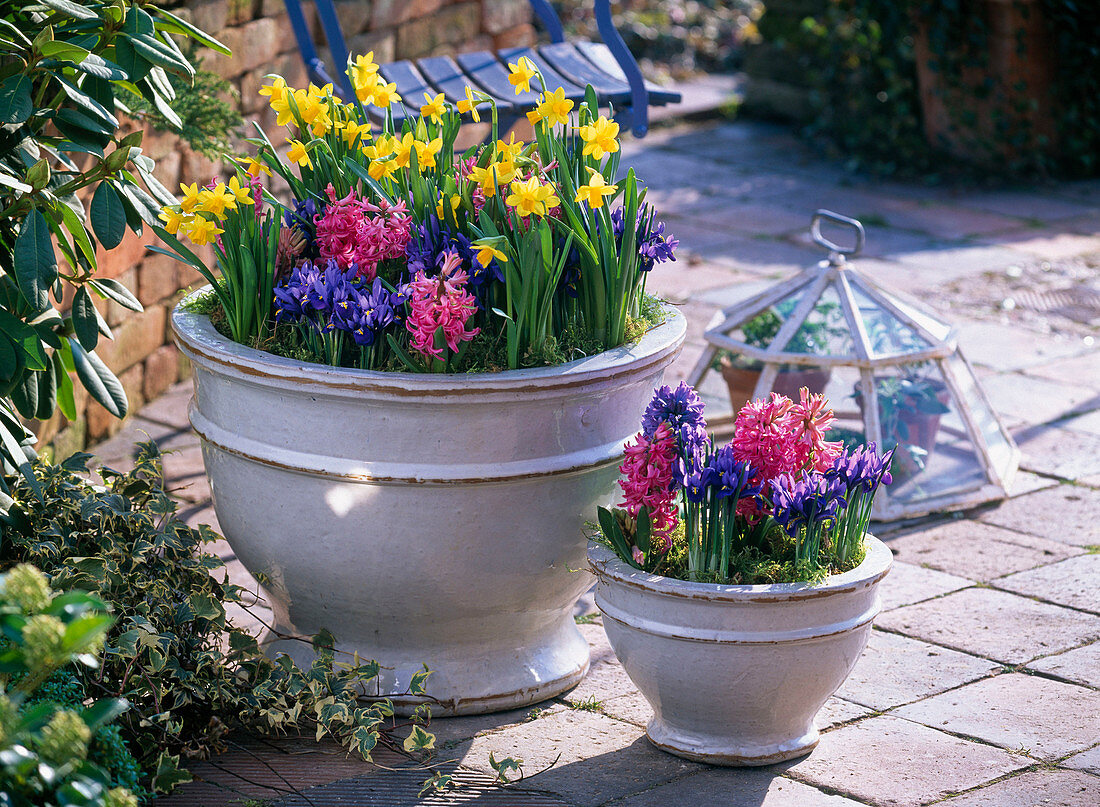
811;210;865;260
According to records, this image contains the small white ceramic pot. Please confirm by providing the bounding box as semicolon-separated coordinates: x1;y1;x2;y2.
172;292;685;716
588;538;891;765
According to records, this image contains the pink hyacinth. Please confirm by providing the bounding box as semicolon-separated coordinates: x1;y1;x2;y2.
618;422;679;548
731;389;843;491
314;185;412;281
404;251;480;362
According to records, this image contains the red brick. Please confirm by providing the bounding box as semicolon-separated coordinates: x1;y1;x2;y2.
372;0;444;29
143;345;179;401
227;0;256;26
138;253;181;306
191;0;229;36
347;30;396;64
396;2;480;59
85;363;144;442
205;27;243;80
482;0;530;35
233;17;282;75
95;304;168;375
492;22;536;50
96;227;154;282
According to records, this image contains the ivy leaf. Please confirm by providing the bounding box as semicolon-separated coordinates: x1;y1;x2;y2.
488;752;524;784
81;697;128;730
68;337;127;418
90;182;126;249
151;752;192;793
13;209;55;311
0;73;33;125
72;285;99;351
401;725;436;753
408;666;432;696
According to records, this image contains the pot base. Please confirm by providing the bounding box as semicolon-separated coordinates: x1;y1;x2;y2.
261;616;591;717
646;718;819;767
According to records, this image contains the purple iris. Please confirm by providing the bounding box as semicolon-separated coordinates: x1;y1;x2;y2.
406;219;483;283
710;443;758;500
680;449;716;503
770;472;848;539
827;442;894;494
643;382;707;449
273;260;404;345
610;206;677;273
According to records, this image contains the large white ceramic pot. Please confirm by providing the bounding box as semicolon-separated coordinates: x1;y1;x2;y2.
588;538;891;765
171;292;685;716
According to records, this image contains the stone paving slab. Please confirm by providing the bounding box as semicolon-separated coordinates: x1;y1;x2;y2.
1011;424;1100;481
453;709;703;807
951;320;1090;372
1027;640;1100;688
977;372;1097;425
836;630;999;711
780;715;1029;807
978;484;1100;546
878;560;975;611
875;587;1100;665
939;769;1100;807
609;768;866;806
895;672;1100;760
882;520;1079;582
1063;745;1100;776
1024;350;1100;390
995;553;1100;613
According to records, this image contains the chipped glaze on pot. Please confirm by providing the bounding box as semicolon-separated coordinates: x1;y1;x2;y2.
588;538;891;765
171;291;685;716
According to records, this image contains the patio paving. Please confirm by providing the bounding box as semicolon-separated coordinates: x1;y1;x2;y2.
95;113;1100;806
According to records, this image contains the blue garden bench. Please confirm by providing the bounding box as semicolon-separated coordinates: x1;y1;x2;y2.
282;0;680;138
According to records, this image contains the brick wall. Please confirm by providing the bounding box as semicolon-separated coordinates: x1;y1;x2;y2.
34;0;535;455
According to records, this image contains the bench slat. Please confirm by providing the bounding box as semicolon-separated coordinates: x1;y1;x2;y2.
575;41;680;105
495;46;587;101
455;51;541;110
415;55;515;113
537;42;631;105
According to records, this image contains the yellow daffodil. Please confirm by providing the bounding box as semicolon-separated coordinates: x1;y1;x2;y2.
178;182;202;213
237;156;271;177
350;52;379;102
361;75;401;108
368;158;398;181
507;57;537;95
475;243;509;267
469;157;517;197
413;136;443;170
308;82;331;100
391;132;416;168
196;183;237;219
495;133;524;160
340;119;371;148
456;85;483;122
226;175;255;206
185;216;223;247
362;133;396;162
287;138;312;169
436;194;461;219
258;76;287;103
526;106;544;127
574;168;618;209
579;115;620;160
535;87;573;128
420;92;447;124
158;207;191;235
505;176;559;217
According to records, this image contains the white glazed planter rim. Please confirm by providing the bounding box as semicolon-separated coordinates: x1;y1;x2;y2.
173;287;685;399
587;536;893;603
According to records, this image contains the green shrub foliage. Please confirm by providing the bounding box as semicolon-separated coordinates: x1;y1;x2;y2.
0;444;434;796
781;0;1100;177
0;563;138;807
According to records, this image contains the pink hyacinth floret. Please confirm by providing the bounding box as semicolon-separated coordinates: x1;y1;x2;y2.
731;389;843;492
404;251;480;362
314;185;412;281
618;421;679;549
